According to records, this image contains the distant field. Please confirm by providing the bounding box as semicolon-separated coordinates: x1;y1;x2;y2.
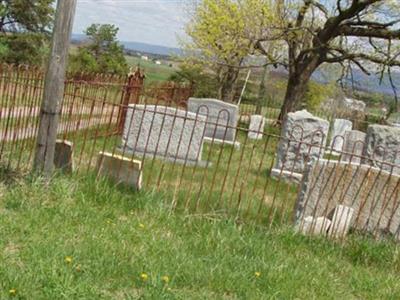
125;56;178;82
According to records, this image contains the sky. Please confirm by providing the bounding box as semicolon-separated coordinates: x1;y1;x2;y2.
73;0;188;48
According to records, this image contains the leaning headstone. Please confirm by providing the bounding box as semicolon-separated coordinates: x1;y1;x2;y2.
248;115;265;140
296;216;331;236
341;130;366;163
187;98;239;142
96;151;142;190
363;125;400;175
272;110;330;183
329;119;353;152
122;105;207;166
295;159;400;239
54;139;74;173
327;205;354;239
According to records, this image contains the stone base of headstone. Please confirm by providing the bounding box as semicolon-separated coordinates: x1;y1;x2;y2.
296;216;331;236
271;168;303;185
327;205;354;239
54;139;74;173
96;151;143;190
117;147;211;168
203;137;241;149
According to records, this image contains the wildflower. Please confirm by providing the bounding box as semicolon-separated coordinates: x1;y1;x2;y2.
140;273;148;281
139;223;145;229
65;256;73;264
254;271;261;278
76;264;82;272
9;289;17;296
161;275;170;284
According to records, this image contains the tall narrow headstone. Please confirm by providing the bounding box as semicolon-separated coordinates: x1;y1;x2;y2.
329;119;353;152
248;115;265;140
341;130;366;163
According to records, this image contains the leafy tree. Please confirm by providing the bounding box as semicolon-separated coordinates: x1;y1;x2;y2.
184;0;277;102
69;24;128;75
254;0;400;121
0;0;54;65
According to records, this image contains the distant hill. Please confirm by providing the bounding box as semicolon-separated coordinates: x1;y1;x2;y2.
71;34;182;57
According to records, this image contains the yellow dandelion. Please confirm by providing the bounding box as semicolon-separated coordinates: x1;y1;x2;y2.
9;289;17;296
161;275;170;284
139;223;145;229
255;271;261;278
140;273;148;281
65;256;73;264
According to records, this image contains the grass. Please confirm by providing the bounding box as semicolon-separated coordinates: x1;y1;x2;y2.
125;56;177;82
0;172;400;299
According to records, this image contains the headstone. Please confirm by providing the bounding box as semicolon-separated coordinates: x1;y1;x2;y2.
343;98;366;113
187;98;239;142
96;151;142;190
296;216;331;236
363;125;400;175
327;205;354;239
295;159;400;239
341;130;366;163
54;139;74;173
248;115;265;140
273;110;330;182
122;105;207;166
329;119;353;152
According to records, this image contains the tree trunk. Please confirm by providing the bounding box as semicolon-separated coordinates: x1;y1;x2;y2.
218;66;239;103
278;55;321;123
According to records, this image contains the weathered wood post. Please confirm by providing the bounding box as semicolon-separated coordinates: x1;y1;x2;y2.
33;0;77;176
117;68;145;134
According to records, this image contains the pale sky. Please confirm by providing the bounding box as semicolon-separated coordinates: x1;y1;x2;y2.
73;0;188;47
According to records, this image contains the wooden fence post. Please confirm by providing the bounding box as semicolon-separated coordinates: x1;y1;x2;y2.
117;68;145;134
33;0;77;176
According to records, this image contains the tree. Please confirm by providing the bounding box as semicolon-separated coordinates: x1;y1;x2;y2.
255;0;400;121
184;0;276;102
0;0;54;64
69;24;128;75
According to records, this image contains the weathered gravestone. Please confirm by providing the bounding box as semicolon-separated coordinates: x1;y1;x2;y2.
122;105;207;166
363;125;400;175
96;151;142;190
329;119;353;152
187;98;239;143
296;216;331;236
248;115;265;140
341;130;366;163
272;110;330;183
327;205;354;239
54;139;74;173
295;159;400;240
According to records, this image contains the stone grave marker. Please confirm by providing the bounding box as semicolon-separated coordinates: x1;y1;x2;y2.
96;151;142;190
329;119;353;153
295;159;400;240
272;110;330;183
122;105;208;166
248;115;265;140
341;130;366;163
363;124;400;175
54;139;74;173
187;98;239;143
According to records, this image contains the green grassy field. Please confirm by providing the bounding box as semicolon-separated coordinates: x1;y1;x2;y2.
0;172;400;299
125;56;177;82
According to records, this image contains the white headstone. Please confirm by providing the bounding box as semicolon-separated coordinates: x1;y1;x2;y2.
296;216;331;236
122;105;207;165
187;98;238;142
342;130;366;163
330;119;353;152
248;115;265;140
